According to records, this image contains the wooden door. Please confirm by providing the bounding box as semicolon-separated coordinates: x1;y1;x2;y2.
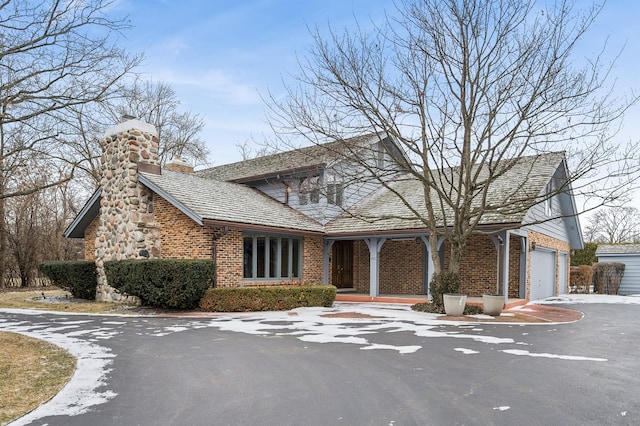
332;241;353;289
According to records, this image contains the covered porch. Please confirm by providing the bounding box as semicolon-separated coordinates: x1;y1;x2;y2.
322;229;529;304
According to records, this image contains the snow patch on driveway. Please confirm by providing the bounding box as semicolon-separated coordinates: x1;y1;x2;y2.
454;347;479;355
536;294;640;305
501;349;607;362
0;318;117;425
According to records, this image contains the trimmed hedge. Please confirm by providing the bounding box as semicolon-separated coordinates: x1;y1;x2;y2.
592;262;625;295
38;260;97;300
199;285;337;312
570;265;593;293
104;259;215;309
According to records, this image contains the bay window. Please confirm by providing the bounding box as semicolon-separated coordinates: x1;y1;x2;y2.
243;233;302;279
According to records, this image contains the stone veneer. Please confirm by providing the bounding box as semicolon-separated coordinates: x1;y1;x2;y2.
93;120;161;302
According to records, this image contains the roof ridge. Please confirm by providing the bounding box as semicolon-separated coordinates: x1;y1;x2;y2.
198;132;385;174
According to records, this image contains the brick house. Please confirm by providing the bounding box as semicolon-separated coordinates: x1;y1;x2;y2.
65;118;583;302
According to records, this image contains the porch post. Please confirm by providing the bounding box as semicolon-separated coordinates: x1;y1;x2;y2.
322;239;335;285
502;230;510;304
420;235;445;296
364;238;386;297
490;231;510;303
519;236;528;299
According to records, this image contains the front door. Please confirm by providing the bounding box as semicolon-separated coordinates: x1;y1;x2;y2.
332;241;353;289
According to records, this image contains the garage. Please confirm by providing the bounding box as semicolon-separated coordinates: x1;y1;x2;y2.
530;248;556;300
595;244;640;295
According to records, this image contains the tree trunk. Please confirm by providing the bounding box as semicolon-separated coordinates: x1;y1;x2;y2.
429;235;441;276
0;177;5;288
448;240;464;276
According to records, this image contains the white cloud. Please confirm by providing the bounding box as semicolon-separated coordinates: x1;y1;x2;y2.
150;68;261;105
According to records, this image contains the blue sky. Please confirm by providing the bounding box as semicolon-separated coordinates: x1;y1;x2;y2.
113;0;640;171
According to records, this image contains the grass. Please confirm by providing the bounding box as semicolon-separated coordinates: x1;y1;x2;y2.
0;332;76;425
0;287;137;315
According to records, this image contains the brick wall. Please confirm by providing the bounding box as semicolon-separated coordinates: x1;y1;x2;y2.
215;229;243;287
154;196;215;259
351;239;424;295
380;240;424;294
353;240;369;293
302;236;324;284
349;234;526;297
508;235;522;298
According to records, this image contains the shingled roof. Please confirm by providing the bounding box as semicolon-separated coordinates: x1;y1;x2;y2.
139;170;324;233
197;133;386;182
325;152;567;234
596;244;640;255
65;148;575;240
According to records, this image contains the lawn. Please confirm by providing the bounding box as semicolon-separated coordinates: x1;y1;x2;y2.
0;332;76;425
0;287;137;315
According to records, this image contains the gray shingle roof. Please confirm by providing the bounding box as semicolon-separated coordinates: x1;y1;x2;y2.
196;133;385;182
325;152;566;234
596;244;640;255
140;170;324;233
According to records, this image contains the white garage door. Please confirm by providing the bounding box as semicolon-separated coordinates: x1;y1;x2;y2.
530;249;556;301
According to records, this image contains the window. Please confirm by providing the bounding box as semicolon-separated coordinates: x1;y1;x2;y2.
243;233;302;279
299;174;321;205
544;179;556;216
298;177;308;205
327;183;344;207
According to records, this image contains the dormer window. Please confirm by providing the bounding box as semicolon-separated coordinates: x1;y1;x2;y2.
544;179;556;216
327;183;344;207
299;173;321;205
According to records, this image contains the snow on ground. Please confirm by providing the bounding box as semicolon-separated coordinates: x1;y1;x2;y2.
2;297;633;423
500;349;607;362
0;317;117;425
534;294;640;305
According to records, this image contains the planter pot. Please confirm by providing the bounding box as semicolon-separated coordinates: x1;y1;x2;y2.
443;293;467;316
482;294;504;316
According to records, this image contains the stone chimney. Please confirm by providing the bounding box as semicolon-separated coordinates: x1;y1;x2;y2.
94;118;162;302
164;156;194;174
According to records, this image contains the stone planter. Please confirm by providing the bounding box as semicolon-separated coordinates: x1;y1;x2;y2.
443;293;467;316
482;294;504;316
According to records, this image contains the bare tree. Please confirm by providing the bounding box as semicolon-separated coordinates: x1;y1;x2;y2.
4;160;81;287
61;79;211;187
584;206;640;243
236;138;280;160
0;0;141;285
104;79;210;167
268;0;640;275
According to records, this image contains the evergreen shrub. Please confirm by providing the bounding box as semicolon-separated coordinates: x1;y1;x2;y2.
199;285;336;312
38;260;97;300
104;259;215;309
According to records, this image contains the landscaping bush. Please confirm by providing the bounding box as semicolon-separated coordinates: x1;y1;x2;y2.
570;265;593;293
412;302;482;315
592;262;625;295
199;285;336;312
38;260;97;300
104;259;215;309
428;272;461;308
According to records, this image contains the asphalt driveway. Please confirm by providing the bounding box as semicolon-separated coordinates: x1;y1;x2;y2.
1;299;639;425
